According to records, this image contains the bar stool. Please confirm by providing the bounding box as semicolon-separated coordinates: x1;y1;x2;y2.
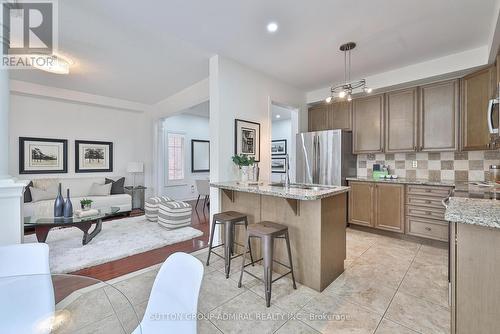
238;221;297;307
206;211;254;278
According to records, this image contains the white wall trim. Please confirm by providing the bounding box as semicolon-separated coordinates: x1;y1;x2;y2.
306;46;490;104
10;80;153;113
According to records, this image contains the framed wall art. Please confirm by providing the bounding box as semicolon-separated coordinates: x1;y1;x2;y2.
271;157;287;173
234;119;260;162
191;139;210;173
75;140;113;173
271;139;287;155
19;137;68;174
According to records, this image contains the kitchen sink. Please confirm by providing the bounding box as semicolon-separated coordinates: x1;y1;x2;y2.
269;183;331;191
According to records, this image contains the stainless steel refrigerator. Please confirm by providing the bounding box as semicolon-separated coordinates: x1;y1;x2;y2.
296;130;356;186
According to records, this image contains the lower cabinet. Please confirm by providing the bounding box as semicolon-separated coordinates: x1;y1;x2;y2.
374;183;405;233
348;181;404;233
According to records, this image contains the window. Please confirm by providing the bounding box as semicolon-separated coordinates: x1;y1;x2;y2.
167;133;185;181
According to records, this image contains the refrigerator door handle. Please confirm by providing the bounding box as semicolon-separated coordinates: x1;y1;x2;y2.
312;135;317;183
316;136;321;184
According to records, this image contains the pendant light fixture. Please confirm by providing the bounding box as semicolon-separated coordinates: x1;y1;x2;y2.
325;42;372;103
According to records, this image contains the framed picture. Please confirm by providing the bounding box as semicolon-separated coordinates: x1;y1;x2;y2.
191;139;210;173
271;139;287;155
19;137;68;174
271;157;287;173
234;119;260;162
75;140;113;173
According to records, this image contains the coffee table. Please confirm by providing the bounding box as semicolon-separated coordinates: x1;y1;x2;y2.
24;207;121;245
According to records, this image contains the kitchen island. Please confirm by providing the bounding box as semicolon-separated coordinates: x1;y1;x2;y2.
210;181;350;291
445;197;500;334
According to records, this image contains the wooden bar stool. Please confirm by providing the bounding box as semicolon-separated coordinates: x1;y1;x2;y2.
206;211;254;278
238;221;297;307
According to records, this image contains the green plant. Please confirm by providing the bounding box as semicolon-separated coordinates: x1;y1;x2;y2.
231;154;255;167
80;198;93;206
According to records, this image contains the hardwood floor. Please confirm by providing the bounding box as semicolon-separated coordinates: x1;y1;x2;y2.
70;200;210;281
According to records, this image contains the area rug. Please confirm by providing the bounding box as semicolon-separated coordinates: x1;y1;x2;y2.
24;216;203;274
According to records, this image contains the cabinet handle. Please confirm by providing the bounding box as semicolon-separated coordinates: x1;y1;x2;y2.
425;200;432;204
425;227;432;231
425;211;432;215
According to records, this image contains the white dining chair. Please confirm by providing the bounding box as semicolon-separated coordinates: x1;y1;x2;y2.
195;179;210;210
133;252;204;334
0;243;54;334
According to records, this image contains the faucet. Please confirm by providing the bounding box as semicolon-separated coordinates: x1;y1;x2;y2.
285;154;290;188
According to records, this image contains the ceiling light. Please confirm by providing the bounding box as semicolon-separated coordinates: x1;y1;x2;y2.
267;22;278;33
276;114;281;119
325;96;332;103
327;42;372;102
32;53;73;75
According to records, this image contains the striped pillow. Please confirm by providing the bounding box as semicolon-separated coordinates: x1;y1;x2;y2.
145;196;173;222
158;201;192;230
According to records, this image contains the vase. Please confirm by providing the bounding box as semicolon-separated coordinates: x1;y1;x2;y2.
81;203;91;211
54;183;64;217
63;188;73;218
240;166;249;182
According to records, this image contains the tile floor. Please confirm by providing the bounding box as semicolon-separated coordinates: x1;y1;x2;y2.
65;228;451;334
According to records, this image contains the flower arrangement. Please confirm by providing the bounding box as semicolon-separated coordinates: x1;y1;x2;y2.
231;154;255;167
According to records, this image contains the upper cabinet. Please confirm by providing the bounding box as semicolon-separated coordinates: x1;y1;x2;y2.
308;104;329;132
308;101;352;132
461;66;497;151
419;79;460;152
352;94;384;154
385;88;418;152
328;100;352;130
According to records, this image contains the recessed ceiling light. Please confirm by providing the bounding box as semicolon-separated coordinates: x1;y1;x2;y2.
267;22;278;33
32;53;73;75
276;114;281;119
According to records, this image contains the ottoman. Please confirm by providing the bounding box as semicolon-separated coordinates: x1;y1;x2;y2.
145;196;173;222
158;201;192;230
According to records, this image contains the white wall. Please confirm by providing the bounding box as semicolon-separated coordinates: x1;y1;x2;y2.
306;46;489;103
209;55;306;214
9;94;150;187
162;113;209;200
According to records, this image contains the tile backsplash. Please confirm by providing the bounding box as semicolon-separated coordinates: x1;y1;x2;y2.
357;151;500;182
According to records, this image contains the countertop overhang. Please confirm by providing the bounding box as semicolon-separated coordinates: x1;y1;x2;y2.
445;197;500;229
210;181;350;200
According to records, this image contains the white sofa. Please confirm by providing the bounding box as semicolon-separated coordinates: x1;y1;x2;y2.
23;177;132;218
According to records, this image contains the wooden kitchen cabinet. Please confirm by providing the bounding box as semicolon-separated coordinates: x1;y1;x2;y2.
308;101;352;131
352;94;384;153
348;181;404;233
308;104;329;131
385;88;418;152
461;66;497;151
328;100;352;130
374;183;405;233
419;79;460;152
348;181;374;227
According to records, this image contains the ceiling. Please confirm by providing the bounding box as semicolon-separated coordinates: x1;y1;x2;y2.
9;0;500;104
272;104;292;121
182;101;209;118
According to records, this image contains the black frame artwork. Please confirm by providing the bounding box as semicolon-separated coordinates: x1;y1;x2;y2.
75;140;113;173
234;119;261;162
271;139;287;156
19;137;68;174
271;157;287;173
191;139;210;173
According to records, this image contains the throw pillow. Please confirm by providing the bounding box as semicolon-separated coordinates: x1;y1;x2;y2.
24;181;33;203
105;177;125;194
88;182;112;196
29;184;58;202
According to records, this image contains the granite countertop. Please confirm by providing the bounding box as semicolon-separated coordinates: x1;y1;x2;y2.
210;181;350;201
445;197;500;229
346;177;455;187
